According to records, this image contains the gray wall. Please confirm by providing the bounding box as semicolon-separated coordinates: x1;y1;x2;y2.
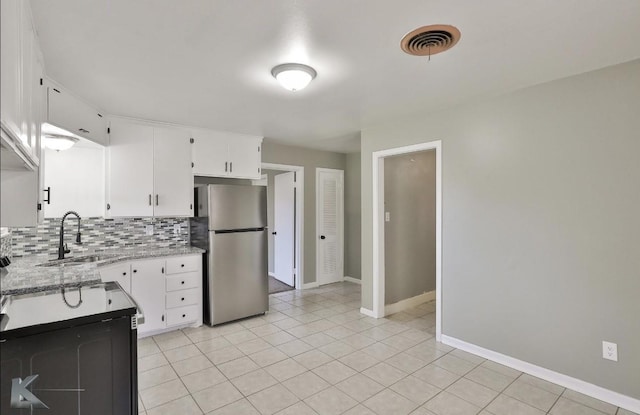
262;141;346;285
345;152;361;280
360;60;640;399
384;150;436;304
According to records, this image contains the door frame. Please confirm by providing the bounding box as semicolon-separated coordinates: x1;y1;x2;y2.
371;140;442;341
262;163;304;290
315;168;345;286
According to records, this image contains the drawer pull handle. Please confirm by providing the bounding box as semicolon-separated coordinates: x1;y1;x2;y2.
182;314;186;318
181;297;185;301
181;281;185;285
181;264;185;268
122;272;127;276
133;270;137;273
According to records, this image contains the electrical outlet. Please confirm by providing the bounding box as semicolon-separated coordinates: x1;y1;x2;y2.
602;341;618;362
385;212;391;222
174;224;181;235
145;225;154;236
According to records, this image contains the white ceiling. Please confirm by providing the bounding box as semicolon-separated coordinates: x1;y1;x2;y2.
31;0;640;153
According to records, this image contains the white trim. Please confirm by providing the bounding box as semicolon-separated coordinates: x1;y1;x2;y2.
359;307;377;318
384;290;435;315
371;140;442;342
302;282;319;290
262;163;304;290
441;335;640;414
344;276;361;285
315;168;345;286
268;272;277;278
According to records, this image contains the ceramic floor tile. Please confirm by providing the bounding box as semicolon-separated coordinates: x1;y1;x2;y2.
237;338;273;355
390;375;441;405
231;368;279;396
196;337;233;353
385;352;428;374
218;356;261;379
294;349;334;369
337;373;385;402
171;354;213;377
277;339;315;357
209;398;261;415
180;366;227;393
265;358;308;382
463;366;513;392
139;352;169;372
343;405;378;415
205;345;245;365
146;395;202;415
517;374;565;395
413;364;461;389
361;362;407;387
248;384;300;415
140;378;189;409
249;347;290;367
275;401;319;415
313;360;358;385
432;355;478;376
562;389;617;414
304;387;358;415
423;391;481;415
503;379;560;412
446;377;499;408
192;381;243;413
479;361;521;379
339;352;380;372
138;365;178;390
485;394;545;415
282;371;331;400
319;341;357;358
162;344;203;363
363;388;419;415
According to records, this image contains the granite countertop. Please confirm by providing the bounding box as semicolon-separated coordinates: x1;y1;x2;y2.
0;245;205;296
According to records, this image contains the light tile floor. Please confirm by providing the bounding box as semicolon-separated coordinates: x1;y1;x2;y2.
137;282;637;415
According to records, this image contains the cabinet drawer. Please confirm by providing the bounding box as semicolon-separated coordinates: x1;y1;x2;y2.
166;288;200;309
165;255;200;274
166;273;199;292
166;305;199;327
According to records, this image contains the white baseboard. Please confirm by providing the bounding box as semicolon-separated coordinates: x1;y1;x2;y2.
441;335;640;414
359;307;377;318
268;272;276;278
384;290;435;315
344;276;361;285
301;282;319;290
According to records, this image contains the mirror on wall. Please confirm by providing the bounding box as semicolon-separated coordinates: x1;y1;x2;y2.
43;137;105;218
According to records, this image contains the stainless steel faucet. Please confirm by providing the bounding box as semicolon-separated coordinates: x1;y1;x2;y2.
58;211;82;260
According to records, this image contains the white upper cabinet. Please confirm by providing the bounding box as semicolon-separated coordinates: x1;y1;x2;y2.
107;120;155;217
153;127;193;217
1;0;23;143
107;119;193;218
191;130;262;179
47;83;108;146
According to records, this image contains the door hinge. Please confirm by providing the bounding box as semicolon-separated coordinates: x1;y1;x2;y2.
106;203;111;210
190;138;194;144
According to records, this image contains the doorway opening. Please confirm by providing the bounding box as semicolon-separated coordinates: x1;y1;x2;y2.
371;141;442;341
262;163;304;293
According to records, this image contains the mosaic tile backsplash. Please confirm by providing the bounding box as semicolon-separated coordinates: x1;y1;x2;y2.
1;231;11;258
10;217;190;257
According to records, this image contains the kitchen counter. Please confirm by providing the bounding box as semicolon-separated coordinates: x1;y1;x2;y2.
0;245;204;296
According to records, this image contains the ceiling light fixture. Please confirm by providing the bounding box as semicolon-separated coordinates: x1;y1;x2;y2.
43;134;78;151
271;63;317;92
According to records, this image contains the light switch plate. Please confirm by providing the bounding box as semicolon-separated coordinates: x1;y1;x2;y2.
602;341;618;361
145;225;154;236
385;212;391;222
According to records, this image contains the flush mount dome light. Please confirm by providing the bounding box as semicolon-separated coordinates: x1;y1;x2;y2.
43;134;78;151
271;63;317;92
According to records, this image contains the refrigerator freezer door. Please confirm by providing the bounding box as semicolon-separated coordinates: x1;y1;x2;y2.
206;185;267;231
207;230;268;325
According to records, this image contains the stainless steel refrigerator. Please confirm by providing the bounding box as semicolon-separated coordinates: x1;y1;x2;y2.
190;184;268;325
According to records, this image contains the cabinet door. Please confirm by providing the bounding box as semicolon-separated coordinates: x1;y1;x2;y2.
228;136;262;179
0;0;23;140
153;127;193;217
99;262;131;293
47;86;107;145
191;130;229;177
130;258;166;334
107;120;154;217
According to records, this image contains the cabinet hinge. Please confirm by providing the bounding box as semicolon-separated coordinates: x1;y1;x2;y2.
258;146;260;152
190;138;194;144
39;78;43;86
97;113;103;118
106;203;111;210
190;204;193;210
258;167;260;173
53;88;60;93
107;127;111;134
191;162;194;168
37;203;42;211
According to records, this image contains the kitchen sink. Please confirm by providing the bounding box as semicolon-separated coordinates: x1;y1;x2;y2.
37;254;118;267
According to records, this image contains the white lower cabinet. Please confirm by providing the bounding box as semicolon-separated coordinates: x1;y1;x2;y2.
98;253;203;337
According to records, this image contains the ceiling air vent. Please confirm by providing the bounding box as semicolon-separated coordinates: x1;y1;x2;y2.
400;25;461;57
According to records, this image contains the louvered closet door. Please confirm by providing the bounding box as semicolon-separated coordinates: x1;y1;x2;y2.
316;168;344;285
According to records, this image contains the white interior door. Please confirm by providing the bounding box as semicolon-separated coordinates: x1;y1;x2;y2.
274;171;295;287
316;169;344;285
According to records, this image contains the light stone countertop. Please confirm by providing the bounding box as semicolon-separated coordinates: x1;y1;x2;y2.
0;245;204;296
